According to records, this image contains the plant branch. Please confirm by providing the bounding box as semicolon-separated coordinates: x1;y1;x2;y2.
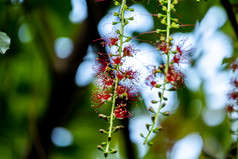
220;0;238;39
104;0;126;158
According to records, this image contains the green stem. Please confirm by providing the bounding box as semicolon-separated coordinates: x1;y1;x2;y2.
104;0;126;157
143;0;171;145
143;81;167;144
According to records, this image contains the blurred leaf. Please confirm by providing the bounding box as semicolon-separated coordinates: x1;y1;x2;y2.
0;31;10;54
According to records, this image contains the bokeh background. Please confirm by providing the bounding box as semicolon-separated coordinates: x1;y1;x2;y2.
0;0;237;158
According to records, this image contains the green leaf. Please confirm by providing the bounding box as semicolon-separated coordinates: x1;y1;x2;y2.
0;31;10;54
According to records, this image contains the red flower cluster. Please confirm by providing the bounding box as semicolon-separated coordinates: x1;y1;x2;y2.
123;45;137;57
101;35;119;48
172;45;191;65
92;34;140;119
145;64;185;89
145;74;159;89
114;104;132;119
158;41;168;54
225;59;238;114
166;65;185;86
230;61;238;72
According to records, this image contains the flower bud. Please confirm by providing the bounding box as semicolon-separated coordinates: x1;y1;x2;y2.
156;29;161;34
146;123;151;130
153;126;162;133
160;36;165;41
162;102;166;108
117;29;120;34
158;92;162;98
158;13;163;18
99;129;107;134
168;86;176;91
159;64;165;72
155;84;162;88
161;19;166;25
97;145;104;151
125;37;132;42
111;149;117;154
124;4;128;10
163;97;168;101
151;100;158;104
162;6;167;11
162;111;170;116
128;17;134;21
171;22;179;28
101;142;107;146
147;141;153;146
114;125;124;132
99;114;108;121
112;22;120;25
113;12;119;16
148;106;155;113
104;152;108;158
140;133;145;138
151;114;155;122
114;1;119;5
129;8;134;12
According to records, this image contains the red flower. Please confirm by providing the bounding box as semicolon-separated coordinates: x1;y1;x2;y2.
172;45;191;65
93;53;110;76
116;85;127;98
109;37;118;47
176;46;182;55
231;79;238;88
145;75;158;88
166;65;184;86
228;91;238;100
123;45;136;57
101;37;119;48
117;71;124;81
95;73;114;89
114;104;132;119
173;55;180;64
230;61;238;72
112;56;122;65
158;42;168;53
225;104;235;113
92;90;112;108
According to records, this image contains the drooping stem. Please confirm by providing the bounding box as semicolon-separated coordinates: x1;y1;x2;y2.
104;0;126;157
143;0;171;145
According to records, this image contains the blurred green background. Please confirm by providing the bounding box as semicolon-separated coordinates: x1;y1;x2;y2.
0;0;237;158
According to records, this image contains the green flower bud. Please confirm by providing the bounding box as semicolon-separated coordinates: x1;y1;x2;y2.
151;100;158;104
148;106;155;113
158;13;163;18
97;145;104;151
140;133;145;138
162;111;170;116
111;149;117;154
114;1;119;5
146;123;151;130
147;141;153;146
113;12;119;16
151;114;155;122
162;6;167;11
161;19;166;25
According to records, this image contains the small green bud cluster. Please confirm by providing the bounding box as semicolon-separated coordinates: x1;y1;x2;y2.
112;0;134;27
156;0;180;30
